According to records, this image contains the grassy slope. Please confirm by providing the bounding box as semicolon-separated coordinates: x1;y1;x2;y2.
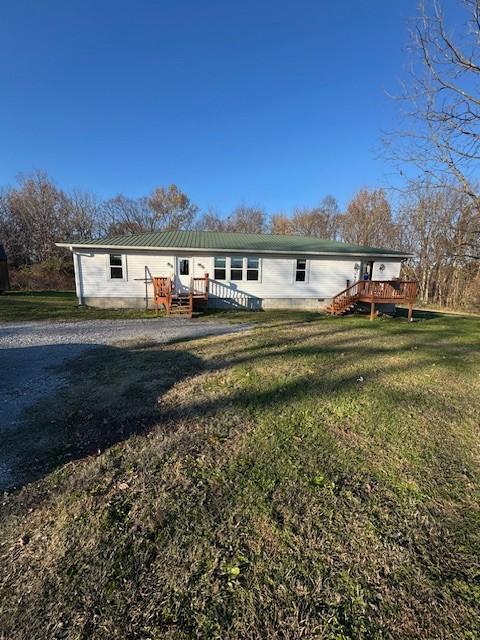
0;291;157;322
0;312;479;639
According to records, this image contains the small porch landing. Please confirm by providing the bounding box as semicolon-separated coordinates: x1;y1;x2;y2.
153;273;209;317
326;280;418;320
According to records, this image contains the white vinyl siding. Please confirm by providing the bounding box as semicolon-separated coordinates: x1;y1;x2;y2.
372;261;401;280
207;256;357;299
74;250;403;303
77;250;175;298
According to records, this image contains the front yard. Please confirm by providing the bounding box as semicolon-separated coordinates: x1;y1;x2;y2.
0;290;155;322
0;310;479;639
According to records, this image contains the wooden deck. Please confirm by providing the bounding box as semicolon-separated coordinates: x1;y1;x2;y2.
153;274;417;320
326;280;418;320
153;273;209;317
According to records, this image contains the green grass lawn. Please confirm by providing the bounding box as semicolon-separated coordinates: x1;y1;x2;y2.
1;312;479;639
0;290;157;322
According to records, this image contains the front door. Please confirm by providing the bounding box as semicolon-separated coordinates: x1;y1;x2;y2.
176;257;192;294
358;260;373;281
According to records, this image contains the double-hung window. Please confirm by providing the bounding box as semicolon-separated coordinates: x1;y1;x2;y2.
230;256;243;280
246;257;259;280
295;259;307;282
109;254;124;279
214;257;226;280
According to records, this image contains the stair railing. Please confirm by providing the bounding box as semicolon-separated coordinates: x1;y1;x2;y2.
191;273;210;299
331;279;365;311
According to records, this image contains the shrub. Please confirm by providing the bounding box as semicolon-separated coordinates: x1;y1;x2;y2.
10;256;74;291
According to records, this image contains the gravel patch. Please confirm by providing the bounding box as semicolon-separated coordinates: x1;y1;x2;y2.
0;317;249;350
0;318;249;428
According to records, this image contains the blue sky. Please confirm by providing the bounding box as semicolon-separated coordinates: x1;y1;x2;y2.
0;1;436;214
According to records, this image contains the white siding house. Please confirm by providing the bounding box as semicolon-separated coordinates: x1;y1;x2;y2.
57;231;411;310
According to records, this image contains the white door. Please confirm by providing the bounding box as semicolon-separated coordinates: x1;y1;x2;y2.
175;257;193;294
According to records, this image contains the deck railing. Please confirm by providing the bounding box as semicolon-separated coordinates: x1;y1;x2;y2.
360;280;417;300
328;279;418;319
153;273;209;315
191;273;210;298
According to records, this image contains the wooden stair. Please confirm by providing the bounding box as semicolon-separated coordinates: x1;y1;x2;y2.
152;273;209;318
169;294;193;317
326;281;363;316
327;279;418;319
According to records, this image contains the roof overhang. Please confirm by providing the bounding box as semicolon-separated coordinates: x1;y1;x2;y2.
55;242;413;260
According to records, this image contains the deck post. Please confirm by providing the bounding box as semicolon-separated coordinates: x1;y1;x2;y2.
370;300;375;320
407;302;414;322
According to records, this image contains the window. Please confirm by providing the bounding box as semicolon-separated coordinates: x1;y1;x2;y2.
179;259;189;275
214;256;226;280
109;254;123;279
214;256;261;281
230;256;243;280
295;259;307;282
246;257;259;281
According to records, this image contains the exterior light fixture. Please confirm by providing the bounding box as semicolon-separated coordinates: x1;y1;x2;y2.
379;263;386;271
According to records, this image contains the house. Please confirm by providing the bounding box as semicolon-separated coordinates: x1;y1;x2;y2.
56;230;415;316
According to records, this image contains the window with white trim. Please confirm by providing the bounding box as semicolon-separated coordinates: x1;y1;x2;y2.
179;258;190;275
295;259;307;282
246;257;259;280
109;254;124;279
214;256;226;280
213;256;261;281
230;256;243;280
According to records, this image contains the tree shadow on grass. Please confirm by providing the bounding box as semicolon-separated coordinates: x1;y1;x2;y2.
1;316;479;640
2;310;478;492
0;341;204;491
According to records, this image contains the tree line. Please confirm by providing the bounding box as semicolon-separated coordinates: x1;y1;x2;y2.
1;0;479;308
0;169;478;309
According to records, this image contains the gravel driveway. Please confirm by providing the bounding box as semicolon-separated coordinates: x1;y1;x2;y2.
0;318;248;431
0;317;249;488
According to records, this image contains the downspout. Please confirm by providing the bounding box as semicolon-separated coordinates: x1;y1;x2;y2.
71;247;84;305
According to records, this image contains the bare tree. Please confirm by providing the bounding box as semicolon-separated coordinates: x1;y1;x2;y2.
226;206;267;233
339;188;398;247
100;184;198;235
65;189;100;240
384;0;480;308
289;196;340;239
194;208;227;231
270;213;292;235
1;171;69;265
99;195;152;235
388;0;480;202
397;181;478;305
148;184;198;231
0;171;100;278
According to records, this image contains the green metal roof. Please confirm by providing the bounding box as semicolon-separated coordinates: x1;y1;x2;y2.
59;230;411;257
